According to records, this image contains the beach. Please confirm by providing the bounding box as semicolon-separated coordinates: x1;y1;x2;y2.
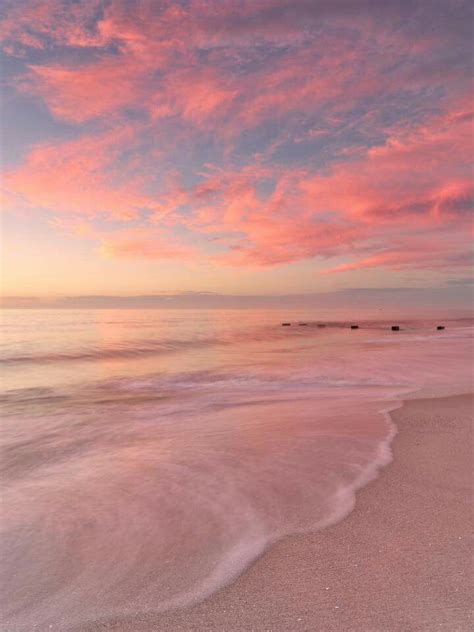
1;311;472;631
84;394;473;631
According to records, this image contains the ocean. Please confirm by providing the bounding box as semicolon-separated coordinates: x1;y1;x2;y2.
0;309;472;630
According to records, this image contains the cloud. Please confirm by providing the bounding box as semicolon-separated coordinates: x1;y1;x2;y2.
0;0;104;53
17;59;142;123
323;246;473;275
300;104;474;225
1;0;472;279
3;125;160;219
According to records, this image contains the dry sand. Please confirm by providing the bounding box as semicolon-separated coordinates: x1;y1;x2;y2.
84;394;473;632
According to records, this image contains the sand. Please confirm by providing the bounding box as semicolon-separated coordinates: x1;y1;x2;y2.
82;394;473;632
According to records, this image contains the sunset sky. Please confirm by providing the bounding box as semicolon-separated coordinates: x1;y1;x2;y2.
1;0;473;306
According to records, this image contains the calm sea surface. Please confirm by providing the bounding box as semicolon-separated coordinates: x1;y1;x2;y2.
1;309;472;630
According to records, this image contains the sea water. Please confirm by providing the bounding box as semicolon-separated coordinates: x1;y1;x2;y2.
0;309;472;630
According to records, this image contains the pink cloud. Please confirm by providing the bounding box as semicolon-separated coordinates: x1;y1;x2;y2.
323;242;472;275
17;60;142;123
5;1;391;131
300;104;474;227
0;0;103;53
3;125;160;220
2;1;472;278
5;102;471;272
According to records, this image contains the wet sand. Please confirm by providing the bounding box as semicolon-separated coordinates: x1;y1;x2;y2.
84;394;473;632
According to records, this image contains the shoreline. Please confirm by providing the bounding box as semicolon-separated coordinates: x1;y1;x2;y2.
82;393;473;631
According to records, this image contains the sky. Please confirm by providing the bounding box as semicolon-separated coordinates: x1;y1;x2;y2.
0;0;473;308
